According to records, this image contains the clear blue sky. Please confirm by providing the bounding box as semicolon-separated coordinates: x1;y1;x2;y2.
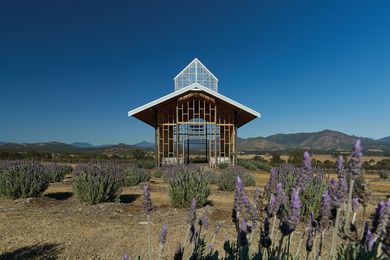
1;1;389;145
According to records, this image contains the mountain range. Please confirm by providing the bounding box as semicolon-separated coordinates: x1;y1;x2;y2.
0;130;389;153
379;136;390;143
237;130;390;152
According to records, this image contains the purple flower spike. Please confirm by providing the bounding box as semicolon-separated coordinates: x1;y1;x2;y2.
239;219;249;247
352;197;360;212
236;176;243;191
208;243;214;252
267;194;278;218
260;217;272;248
123;254;129;260
366;230;375;251
329;177;348;209
240;219;248;232
303;151;312;171
349;139;363;179
336;155;344;171
141;185;153;215
187;198;197;226
280;188;301;236
160;224;168;245
276;183;287;206
318;190;331;230
371;201;385;233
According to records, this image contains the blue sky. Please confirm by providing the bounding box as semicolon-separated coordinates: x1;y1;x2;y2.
1;0;389;145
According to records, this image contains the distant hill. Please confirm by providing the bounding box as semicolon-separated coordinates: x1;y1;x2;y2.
0;142;146;153
1;130;389;154
379;136;390;143
71;142;94;148
238;130;390;152
134;141;154;149
0;142;81;153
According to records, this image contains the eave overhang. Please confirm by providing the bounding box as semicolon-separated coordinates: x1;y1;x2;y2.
128;83;261;128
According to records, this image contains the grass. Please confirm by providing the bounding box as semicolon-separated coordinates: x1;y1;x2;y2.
0;170;389;259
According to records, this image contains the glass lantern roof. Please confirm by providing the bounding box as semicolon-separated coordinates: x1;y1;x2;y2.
174;58;218;92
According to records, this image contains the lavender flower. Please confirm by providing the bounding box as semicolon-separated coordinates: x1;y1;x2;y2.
187;198;197;226
267;194;278;218
207;243;214;252
371;201;385;233
123;254;129;260
260;217;272;248
159;224;168;245
365;230;375;251
352;197;360;212
239;219;249;247
349;139;363;179
306;212;317;253
336;155;345;178
276;183;287;206
303;151;312;171
318;190;331;230
265;168;278;195
280;188;301;236
141;185;152;215
328;177;348;209
234;176;244;212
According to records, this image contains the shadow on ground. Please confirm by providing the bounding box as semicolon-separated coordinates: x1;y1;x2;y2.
0;243;60;260
44;192;73;201
120;194;140;204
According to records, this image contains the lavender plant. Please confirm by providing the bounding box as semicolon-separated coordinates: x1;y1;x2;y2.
44;163;72;183
217;166;256;191
0;160;49;198
264;152;327;220
124;165;151;186
167;165;210;208
142;184;153;260
72;161;125;204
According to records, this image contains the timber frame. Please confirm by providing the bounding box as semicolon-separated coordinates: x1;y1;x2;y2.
128;59;260;167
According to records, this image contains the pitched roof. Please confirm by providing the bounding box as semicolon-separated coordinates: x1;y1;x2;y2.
128;83;261;128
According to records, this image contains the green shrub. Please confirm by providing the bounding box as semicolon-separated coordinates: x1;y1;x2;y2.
136;160;155;169
379;170;389;180
153;168;164;178
217;162;229;169
167;165;210;208
205;170;219;184
238;159;271;172
217;167;256;191
265;164;328;220
73;161;125;204
44;163;72;182
124;165;151;186
0;160;49;198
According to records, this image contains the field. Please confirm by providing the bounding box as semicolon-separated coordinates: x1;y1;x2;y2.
0;169;389;259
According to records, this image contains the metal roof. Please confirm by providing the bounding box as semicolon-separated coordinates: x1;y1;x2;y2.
128;83;261;128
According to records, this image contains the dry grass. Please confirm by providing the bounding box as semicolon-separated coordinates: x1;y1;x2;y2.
239;154;390;163
0;170;389;259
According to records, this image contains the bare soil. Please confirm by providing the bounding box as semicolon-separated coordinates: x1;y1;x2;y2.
0;171;389;259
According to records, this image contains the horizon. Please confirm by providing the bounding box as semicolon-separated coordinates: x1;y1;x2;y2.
0;129;387;146
1;1;390;145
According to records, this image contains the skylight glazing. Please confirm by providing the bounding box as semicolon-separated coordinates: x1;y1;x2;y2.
174;59;218;92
